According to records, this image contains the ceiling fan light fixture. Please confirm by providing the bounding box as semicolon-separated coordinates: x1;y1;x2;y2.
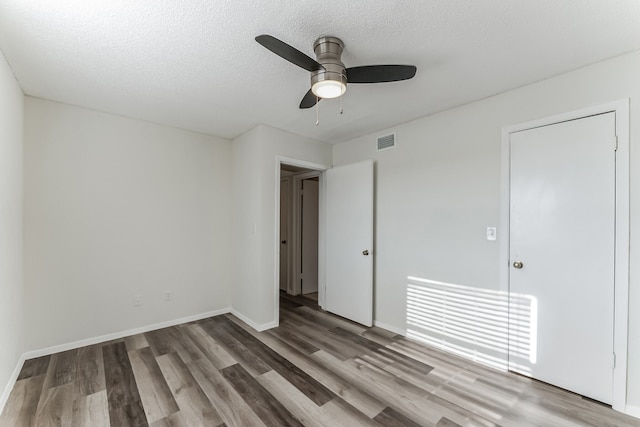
311;79;346;99
255;34;417;109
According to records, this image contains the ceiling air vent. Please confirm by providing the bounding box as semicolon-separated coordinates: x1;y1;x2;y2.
377;133;396;151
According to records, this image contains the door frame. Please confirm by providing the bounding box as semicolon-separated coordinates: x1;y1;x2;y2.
292;171;322;296
279;175;293;293
500;100;629;413
274;156;329;325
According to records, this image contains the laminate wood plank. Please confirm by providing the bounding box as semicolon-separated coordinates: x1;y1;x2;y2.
369;354;437;389
102;341;146;427
533;396;624;427
320;398;379;427
292;305;367;335
279;292;318;310
42;349;78;391
226;313;392;419
155;351;224;426
376;346;434;375
384;340;472;380
199;319;272;376
108;400;148;427
373;406;423;427
257;370;330;427
437;417;462;427
221;364;303;427
99;339;125;348
145;327;204;363
148;411;189;427
387;339;467;369
71;389;109;427
329;326;383;352
189;358;266;427
171;384;224;427
427;377;526;426
180;324;236;370
212;316;334;406
17;356;50;380
351;355;502;427
277;319;361;361
359;326;402;347
33;382;74;426
129;348;179;423
124;334;149;352
0;375;45;427
279;296;303;310
74;344;106;397
155;353;196;392
359;353;439;395
313;350;461;426
265;325;320;355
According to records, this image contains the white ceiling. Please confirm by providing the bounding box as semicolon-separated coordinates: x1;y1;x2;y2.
1;1;639;143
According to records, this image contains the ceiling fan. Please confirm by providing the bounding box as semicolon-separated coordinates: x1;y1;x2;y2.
255;34;417;109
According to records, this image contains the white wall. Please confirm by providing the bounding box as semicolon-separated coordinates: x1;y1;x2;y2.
232;125;331;327
24;97;233;351
333;50;640;411
0;52;24;407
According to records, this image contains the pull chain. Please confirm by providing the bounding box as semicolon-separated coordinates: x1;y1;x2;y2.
339;74;344;115
315;96;320;126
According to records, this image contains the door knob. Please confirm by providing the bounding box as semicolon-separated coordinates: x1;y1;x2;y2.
362;250;369;256
513;261;524;269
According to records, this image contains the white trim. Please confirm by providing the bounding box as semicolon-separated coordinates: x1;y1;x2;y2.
231;309;277;332
0;354;26;415
317;170;327;310
626;406;640;418
292;170;322;296
500;99;630;413
374;321;406;336
23;308;231;360
279;176;293;294
275;156;330;329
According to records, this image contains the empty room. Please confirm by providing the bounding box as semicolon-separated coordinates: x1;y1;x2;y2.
1;1;640;426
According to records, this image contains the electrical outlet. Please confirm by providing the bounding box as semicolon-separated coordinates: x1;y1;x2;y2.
486;227;497;241
133;295;142;306
163;290;173;302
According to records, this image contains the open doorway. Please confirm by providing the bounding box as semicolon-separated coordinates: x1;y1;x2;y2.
279;163;321;303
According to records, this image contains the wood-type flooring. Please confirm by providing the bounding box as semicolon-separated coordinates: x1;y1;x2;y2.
1;292;639;426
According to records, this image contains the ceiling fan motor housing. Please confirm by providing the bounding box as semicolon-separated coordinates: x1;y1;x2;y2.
311;36;347;93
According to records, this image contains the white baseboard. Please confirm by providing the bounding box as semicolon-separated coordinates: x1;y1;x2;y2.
23;307;231;360
374;320;406;336
0;354;26;417
625;405;640;418
230;309;277;332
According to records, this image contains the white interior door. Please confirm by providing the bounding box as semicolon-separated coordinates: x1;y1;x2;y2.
508;112;616;404
301;179;319;294
279;178;290;291
326;160;373;326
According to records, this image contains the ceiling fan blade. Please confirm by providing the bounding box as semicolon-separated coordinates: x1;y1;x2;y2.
256;34;324;72
346;65;417;83
299;89;320;109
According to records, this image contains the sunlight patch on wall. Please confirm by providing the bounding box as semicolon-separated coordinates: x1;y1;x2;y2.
406;276;537;372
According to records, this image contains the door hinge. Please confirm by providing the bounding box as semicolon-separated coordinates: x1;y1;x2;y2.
614;136;618;151
299;273;303;279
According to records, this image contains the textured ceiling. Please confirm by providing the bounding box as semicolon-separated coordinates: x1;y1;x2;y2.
1;1;640;143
